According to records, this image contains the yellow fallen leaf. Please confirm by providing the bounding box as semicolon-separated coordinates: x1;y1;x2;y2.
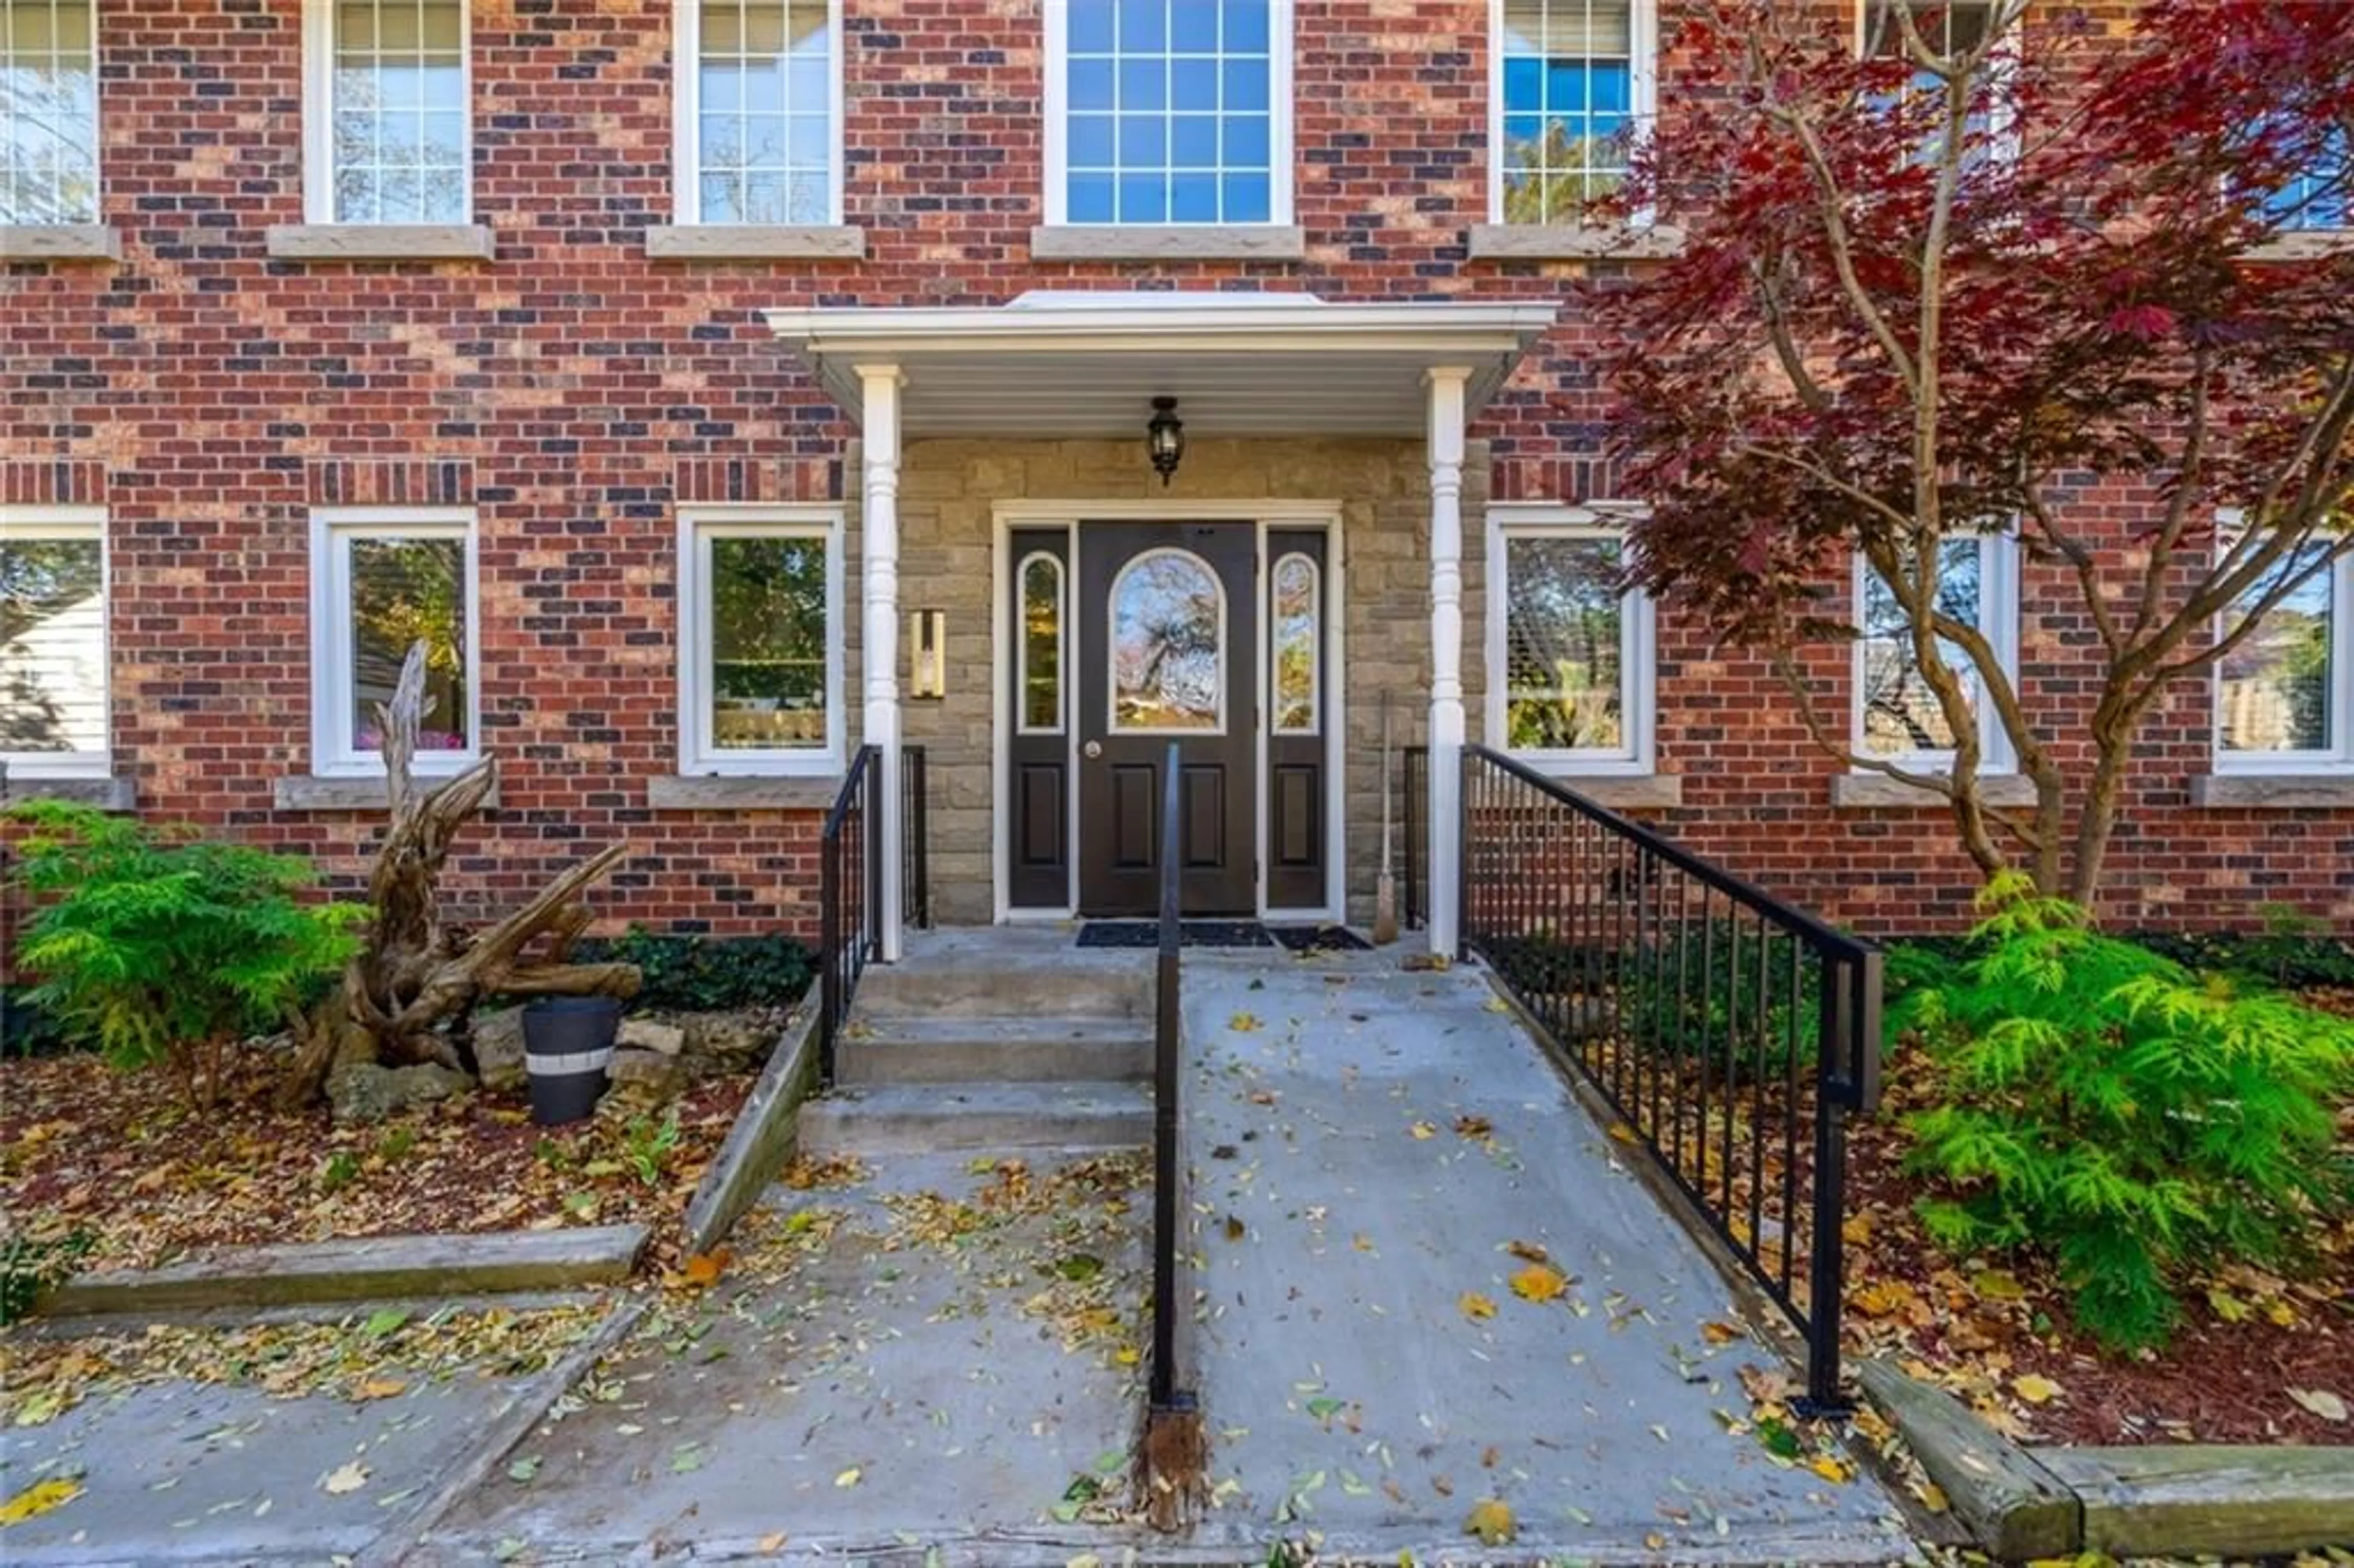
1972;1269;2025;1300
1919;1480;1950;1513
2265;1299;2298;1328
1509;1265;1566;1304
1463;1497;1516;1545
321;1462;370;1495
1505;1239;1550;1265
682;1250;729;1288
756;1532;787;1553
2013;1374;2062;1406
1409;1121;1437;1140
1606;1122;1639;1144
352;1377;407;1402
1457;1292;1497;1322
1114;1346;1140;1366
1227;1012;1262;1033
1701;1320;1743;1345
834;1467;861;1488
0;1477;84;1526
2288;1387;2348;1423
1808;1455;1852;1483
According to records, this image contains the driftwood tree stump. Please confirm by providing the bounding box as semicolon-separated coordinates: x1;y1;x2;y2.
283;643;639;1105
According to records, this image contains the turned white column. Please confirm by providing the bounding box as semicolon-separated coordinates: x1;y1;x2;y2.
859;363;905;962
1425;367;1470;957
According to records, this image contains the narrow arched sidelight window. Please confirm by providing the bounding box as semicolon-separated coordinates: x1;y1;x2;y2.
1271;552;1319;734
1018;551;1064;734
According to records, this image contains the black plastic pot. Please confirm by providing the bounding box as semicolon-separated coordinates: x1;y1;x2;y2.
521;996;623;1125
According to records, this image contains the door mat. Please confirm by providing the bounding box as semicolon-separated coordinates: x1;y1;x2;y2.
1267;924;1374;954
1075;921;1274;949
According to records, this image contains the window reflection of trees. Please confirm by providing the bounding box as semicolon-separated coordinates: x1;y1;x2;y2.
1271;554;1317;733
2221;547;2332;754
329;0;466;224
1861;539;1982;756
349;536;468;751
1;0;100;224
0;536;102;751
1505;536;1623;750
710;535;827;750
1111;550;1222;732
1019;553;1063;732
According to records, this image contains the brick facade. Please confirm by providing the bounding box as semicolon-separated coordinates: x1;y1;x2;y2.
4;0;2348;939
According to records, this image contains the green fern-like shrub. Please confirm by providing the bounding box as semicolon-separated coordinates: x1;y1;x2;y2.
5;801;367;1111
1897;872;2354;1352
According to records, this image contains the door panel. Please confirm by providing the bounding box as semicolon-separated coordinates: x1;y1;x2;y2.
1265;528;1328;910
1078;522;1257;916
1006;529;1071;908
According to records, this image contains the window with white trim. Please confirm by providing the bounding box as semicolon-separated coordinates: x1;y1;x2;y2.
2215;539;2350;772
1486;508;1653;772
2266;128;2349;233
303;0;469;224
1852;533;2019;771
1860;0;2012;170
678;509;842;774
1;0;99;224
1;505;107;777
1492;0;1653;227
1046;0;1289;226
1017;550;1064;734
310;508;478;775
676;0;840;226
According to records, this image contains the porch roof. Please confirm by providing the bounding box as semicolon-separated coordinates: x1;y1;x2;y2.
761;292;1559;439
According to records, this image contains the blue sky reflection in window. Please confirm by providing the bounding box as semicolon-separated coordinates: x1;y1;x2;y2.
1064;0;1275;224
1500;0;1634;225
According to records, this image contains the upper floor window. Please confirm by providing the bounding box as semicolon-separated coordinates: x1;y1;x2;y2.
1046;0;1289;226
2266;130;2349;233
1493;1;1652;227
1485;506;1655;774
304;0;469;224
1;0;99;224
676;0;840;226
2216;541;2350;772
1;506;109;777
310;508;478;775
1861;0;2011;170
1853;532;2019;772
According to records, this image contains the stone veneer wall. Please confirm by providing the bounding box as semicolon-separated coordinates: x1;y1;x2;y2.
872;436;1487;928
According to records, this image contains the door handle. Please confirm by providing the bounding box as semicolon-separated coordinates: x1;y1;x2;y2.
1083;739;1103;759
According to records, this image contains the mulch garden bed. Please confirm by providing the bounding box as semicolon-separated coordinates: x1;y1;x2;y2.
1;1032;760;1282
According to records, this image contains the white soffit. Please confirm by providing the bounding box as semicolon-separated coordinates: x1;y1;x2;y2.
762;292;1560;438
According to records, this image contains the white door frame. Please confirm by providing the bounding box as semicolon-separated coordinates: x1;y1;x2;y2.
989;499;1347;925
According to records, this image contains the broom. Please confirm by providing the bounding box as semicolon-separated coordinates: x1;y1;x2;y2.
1373;691;1400;945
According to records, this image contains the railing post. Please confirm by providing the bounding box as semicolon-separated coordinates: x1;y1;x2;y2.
1454;748;1473;962
818;822;840;1087
1799;950;1858;1417
1151;739;1186;1412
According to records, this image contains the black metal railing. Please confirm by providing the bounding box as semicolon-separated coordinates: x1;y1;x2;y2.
817;743;882;1086
1149;740;1194;1415
902;744;931;932
1400;745;1428;931
1459;746;1882;1411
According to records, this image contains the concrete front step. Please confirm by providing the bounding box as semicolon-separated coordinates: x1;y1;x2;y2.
853;950;1152;1021
836;1015;1154;1085
798;1080;1152;1155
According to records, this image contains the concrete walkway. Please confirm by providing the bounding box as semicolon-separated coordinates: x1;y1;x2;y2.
1178;950;1915;1564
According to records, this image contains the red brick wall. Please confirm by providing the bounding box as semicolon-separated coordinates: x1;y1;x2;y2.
5;0;2347;940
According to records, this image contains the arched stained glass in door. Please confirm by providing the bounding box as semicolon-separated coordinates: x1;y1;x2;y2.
1108;547;1225;733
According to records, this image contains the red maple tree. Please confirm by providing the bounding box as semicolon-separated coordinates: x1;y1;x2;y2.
1598;0;2353;904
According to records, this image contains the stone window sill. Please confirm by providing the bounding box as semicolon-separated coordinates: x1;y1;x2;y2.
644;224;866;261
1515;770;1683;811
2190;772;2354;809
0;224;122;262
647;774;842;810
1030;224;1307;262
273;773;497;810
1;773;135;810
1832;772;2038;809
264;224;497;262
1466;223;1686;262
2245;230;2354;263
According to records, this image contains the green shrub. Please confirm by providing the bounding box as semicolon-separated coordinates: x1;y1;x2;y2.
569;928;815;1013
6;802;367;1110
1898;873;2354;1352
1;1228;93;1325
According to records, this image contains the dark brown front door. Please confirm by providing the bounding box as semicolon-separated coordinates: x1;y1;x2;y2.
1076;522;1257;916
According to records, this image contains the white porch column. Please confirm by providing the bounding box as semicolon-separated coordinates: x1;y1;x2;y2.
1424;367;1470;957
859;363;905;962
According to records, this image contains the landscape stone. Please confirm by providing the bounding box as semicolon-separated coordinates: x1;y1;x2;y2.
473;1006;527;1092
683;1012;772;1075
617;1018;686;1056
327;1061;473;1124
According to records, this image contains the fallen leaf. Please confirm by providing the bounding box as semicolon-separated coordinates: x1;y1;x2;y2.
352;1377;406;1402
834;1467;862;1488
1606;1122;1639;1144
1457;1291;1497;1322
1509;1265;1566;1304
1409;1121;1437;1140
2290;1388;2348;1423
756;1532;787;1553
507;1456;541;1484
1452;1114;1493;1139
0;1478;84;1526
682;1250;729;1288
1700;1321;1743;1345
1504;1239;1551;1265
2013;1374;2063;1406
1227;1013;1262;1033
1463;1497;1516;1545
1972;1269;2026;1301
1808;1455;1852;1483
321;1463;370;1496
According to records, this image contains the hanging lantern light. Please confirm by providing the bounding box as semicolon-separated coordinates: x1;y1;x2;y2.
1146;396;1185;486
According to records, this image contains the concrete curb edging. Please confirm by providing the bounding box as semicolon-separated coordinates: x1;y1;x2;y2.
41;1225;649;1317
680;1002;821;1256
1861;1359;2354;1560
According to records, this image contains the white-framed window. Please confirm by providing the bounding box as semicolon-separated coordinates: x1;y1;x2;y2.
302;0;471;225
1;504;108;778
309;507;479;776
1485;504;1655;774
672;0;842;226
1016;550;1065;735
677;507;843;775
1490;0;1655;227
1857;0;2016;170
2266;129;2349;233
1043;0;1292;226
2214;531;2351;774
1851;532;2019;772
1;0;100;225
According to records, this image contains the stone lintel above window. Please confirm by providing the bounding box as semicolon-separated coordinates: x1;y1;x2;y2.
0;225;121;262
264;224;496;262
644;224;866;261
1029;224;1306;262
2245;229;2354;263
1466;223;1685;262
